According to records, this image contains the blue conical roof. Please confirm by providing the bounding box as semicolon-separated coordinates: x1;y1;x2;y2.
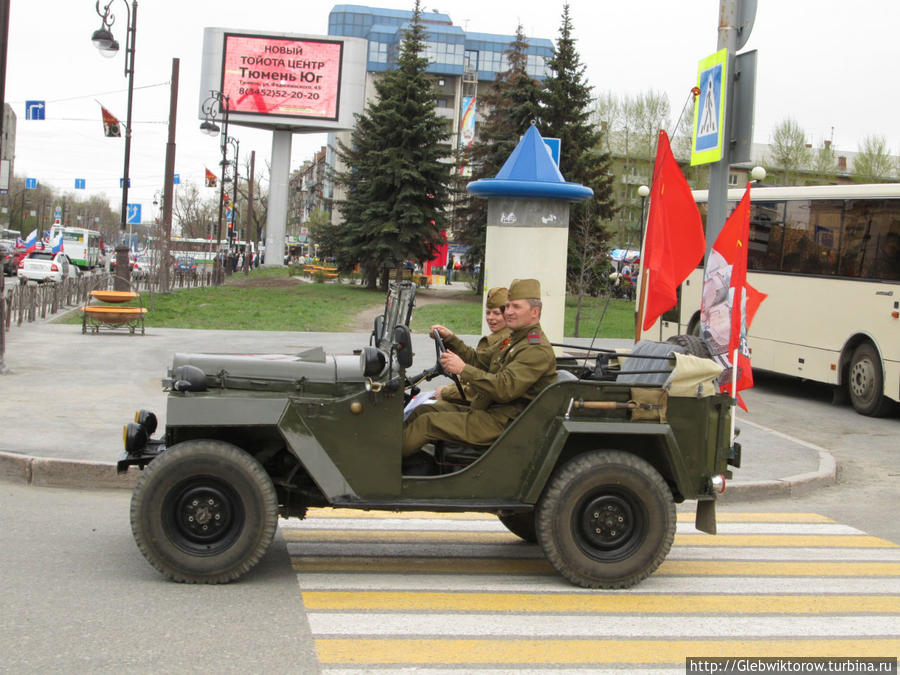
467;125;593;202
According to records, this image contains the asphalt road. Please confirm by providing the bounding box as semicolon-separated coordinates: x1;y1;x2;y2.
0;483;321;673
737;370;900;543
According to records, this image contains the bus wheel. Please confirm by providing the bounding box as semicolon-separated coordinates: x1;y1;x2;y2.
848;343;894;417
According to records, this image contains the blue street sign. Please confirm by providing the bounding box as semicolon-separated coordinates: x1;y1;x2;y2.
25;101;45;120
173;174;180;184
74;179;86;190
120;178;131;188
25;178;37;189
54;205;62;219
126;203;142;224
543;138;561;166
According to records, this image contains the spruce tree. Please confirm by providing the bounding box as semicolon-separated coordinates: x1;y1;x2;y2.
541;3;616;312
334;1;450;289
454;25;543;288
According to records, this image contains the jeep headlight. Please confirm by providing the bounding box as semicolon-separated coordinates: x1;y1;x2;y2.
134;409;157;436
123;422;148;454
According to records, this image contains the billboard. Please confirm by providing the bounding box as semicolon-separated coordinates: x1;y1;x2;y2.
199;28;366;132
222;34;343;121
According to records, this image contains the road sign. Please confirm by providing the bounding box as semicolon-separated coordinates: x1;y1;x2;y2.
54;206;62;220
25;178;37;189
543;138;561;167
120;178;131;188
173;174;180;185
25;101;45;120
691;48;728;166
75;179;86;190
126;204;142;224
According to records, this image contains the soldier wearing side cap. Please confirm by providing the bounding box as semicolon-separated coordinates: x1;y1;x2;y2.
402;278;556;457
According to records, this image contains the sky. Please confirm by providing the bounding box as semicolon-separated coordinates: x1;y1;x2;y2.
4;0;899;219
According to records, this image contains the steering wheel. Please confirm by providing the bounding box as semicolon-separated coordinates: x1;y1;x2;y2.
432;329;468;403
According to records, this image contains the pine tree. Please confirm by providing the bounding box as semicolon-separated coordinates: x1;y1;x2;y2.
541;3;616;313
454;25;544;288
334;1;450;289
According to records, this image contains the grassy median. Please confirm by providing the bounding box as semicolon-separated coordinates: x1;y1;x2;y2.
61;269;635;337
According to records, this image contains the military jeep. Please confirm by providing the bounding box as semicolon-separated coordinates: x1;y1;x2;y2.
119;282;738;589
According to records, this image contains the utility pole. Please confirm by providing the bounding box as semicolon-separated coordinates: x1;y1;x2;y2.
0;0;10;374
160;57;179;293
244;150;255;274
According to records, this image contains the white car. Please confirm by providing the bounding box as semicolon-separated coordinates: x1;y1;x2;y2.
17;250;71;283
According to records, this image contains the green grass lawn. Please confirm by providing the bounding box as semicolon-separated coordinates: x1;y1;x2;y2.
64;277;385;332
63;273;636;337
413;294;635;338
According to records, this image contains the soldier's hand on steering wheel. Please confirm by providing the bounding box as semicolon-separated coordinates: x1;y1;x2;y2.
440;350;465;375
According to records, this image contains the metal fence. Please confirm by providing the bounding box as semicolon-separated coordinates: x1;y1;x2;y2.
0;267;215;337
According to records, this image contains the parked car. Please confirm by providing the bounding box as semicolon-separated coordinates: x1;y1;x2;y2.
17;250;71;283
1;242;16;276
64;255;82;279
174;256;197;272
131;257;150;278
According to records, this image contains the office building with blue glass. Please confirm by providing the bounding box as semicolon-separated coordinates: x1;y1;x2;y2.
320;5;554;220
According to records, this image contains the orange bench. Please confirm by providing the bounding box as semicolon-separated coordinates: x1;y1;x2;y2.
82;290;147;335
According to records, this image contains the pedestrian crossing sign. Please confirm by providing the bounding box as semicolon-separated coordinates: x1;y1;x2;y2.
691;48;728;166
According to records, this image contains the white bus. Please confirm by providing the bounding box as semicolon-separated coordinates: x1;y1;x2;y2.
642;183;900;417
49;226;102;269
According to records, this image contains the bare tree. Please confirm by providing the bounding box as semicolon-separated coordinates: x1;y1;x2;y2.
173;181;216;239
853;135;895;181
768;118;812;183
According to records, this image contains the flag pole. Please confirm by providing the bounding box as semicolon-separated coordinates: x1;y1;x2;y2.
634;268;649;343
729;346;739;444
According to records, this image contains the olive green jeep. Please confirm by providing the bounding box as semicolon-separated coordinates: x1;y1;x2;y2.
119;282;739;589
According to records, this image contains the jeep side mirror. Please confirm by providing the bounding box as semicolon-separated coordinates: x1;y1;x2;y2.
392;325;414;369
371;315;384;346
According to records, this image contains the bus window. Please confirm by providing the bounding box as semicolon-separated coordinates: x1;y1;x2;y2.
841;200;900;281
748;201;785;271
780;199;841;275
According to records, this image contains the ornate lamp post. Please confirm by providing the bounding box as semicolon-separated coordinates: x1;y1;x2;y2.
92;0;137;290
223;135;239;251
200;90;230;284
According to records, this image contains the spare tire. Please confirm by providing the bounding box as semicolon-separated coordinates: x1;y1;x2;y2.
666;334;712;358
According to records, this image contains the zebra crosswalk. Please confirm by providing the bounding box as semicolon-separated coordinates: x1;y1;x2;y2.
282;510;900;672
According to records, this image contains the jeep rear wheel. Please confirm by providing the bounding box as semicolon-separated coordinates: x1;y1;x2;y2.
130;440;278;584
536;451;675;588
498;512;537;543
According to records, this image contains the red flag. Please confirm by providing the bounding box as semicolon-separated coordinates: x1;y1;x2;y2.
699;183;766;409
205;168;217;187
641;130;706;330
100;105;121;137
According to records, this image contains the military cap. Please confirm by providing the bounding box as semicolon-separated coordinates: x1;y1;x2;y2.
485;286;508;309
508;278;541;301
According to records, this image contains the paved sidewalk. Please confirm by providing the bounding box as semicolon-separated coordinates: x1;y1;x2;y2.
0;313;834;497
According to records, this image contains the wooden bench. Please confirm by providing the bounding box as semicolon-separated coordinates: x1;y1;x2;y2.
82;290;147;335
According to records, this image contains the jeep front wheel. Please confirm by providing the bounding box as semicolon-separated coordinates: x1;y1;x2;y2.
130;440;278;584
536;451;675;588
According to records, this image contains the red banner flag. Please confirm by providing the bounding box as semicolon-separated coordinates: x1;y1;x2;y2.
100;105;121;137
700;183;766;409
205;168;217;187
641;130;706;331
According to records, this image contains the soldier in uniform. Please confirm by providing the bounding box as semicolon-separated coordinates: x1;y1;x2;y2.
402;278;556;457
432;286;510;403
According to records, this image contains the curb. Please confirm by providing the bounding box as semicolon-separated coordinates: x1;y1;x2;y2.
0;451;138;490
719;419;837;502
1;437;837;500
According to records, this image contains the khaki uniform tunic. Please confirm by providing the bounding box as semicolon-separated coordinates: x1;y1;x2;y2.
439;327;511;404
402;323;555;456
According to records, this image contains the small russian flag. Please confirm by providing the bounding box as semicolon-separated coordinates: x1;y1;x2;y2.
51;232;64;254
23;229;38;253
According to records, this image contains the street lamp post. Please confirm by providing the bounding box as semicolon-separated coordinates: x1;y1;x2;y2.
224;135;239;253
92;0;137;291
636;184;650;254
200;90;229;284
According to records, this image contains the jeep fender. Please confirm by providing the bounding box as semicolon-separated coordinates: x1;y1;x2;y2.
522;420;693;504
